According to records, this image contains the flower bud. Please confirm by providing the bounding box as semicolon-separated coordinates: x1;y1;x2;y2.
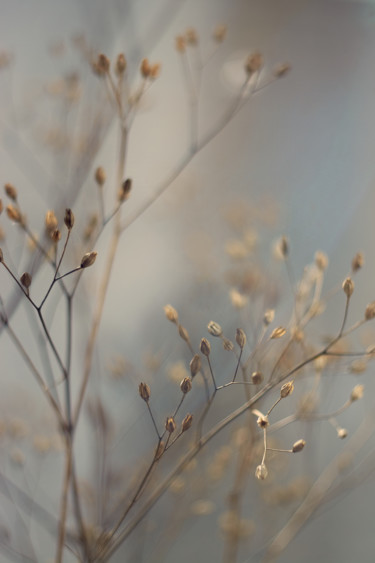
182;413;193;432
6;205;22;223
236;328;246;349
64;208;74;230
95;167;106;186
255;463;268;480
164;305;178;323
165;416;176;433
20;272;32;289
207;321;222;337
119;178;132;202
139;382;150;402
270;327;286;339
80;251;97;268
200;338;211;357
350;384;364;402
4;183;17;201
251;371;263;385
280;381;294;398
115;53;127;75
180;377;192;394
190;354;201;377
365;302;375;321
342;277;354;298
292;439;306;453
245;52;263;75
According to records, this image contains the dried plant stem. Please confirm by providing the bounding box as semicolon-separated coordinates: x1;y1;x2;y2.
56;437;73;563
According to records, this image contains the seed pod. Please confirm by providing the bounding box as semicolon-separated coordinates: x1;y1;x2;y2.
180;377;192;394
80;251;97;268
263;309;275;326
352;252;364;272
337;428;348;439
182;413;193;432
64;208;74;230
115;53;127;75
95;167;106;186
6;205;22;223
245;52;263;75
190;354;201;377
178;325;190;342
4;183;17;201
236;328;246;349
20;272;32;289
140;58;151;78
200;338;211;357
314;251;328;271
45;210;58;232
270;327;286;339
213;24;227;43
165;416;176;434
342;277;354;298
164;304;178;324
251;371;263;385
139;382;151;402
365;302;375;321
51;229;61;243
292;439;306;453
207;321;222;337
222;338;234;351
255;463;268;480
280;381;294;398
119;178;132;202
96;53;110;74
350;384;364;402
274;63;291;77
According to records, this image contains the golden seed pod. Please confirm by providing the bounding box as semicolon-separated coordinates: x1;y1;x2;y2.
222;338;234;351
64;208;74;230
4;183;17;201
352;251;364;272
182;413;193;432
365;302;375;321
178;324;190;342
207;321;222;337
235;328;246;349
190;354;201;377
140;58;151;78
175;35;186;53
270;327;286;339
280;381;294;399
95;166;106;186
273;63;291;78
342;277;354;297
263;309;275;326
45;210;58;233
292;439;306;453
20;272;32;289
200;338;211;357
185;27;198;45
213;24;227;43
115;53;127;75
255;463;268;480
314;251;328;271
251;371;263;385
164;304;178;324
337;428;348;439
139;382;151;402
245;52;263;75
350;384;364;402
180;377;192;394
95;53;110;74
149;63;161;79
80;251;98;268
119;178;132;202
165;416;176;434
51;229;61;243
6;204;22;223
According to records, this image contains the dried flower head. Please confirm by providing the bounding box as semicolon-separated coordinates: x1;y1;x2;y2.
352;251;364;272
64;208;74;230
119;178;132;202
20;272;32;289
236;328;246;349
182;413;193;432
251;371;263;385
139;382;151;402
273;236;289;259
280;381;294;398
175;35;186;53
164;305;178;324
45;210;58;233
213;24;227;43
337;428;348;439
93;53;110;75
165;416;176;433
292;439;306;453
95;167;106;186
252;409;269;428
178;324;190;342
342;277;354;298
255;463;268;480
200;338;211;356
6;205;22;223
350;384;364;402
190;354;201;377
365;302;375;321
270;327;286;339
4;183;17;201
149;63;161;79
314;251;328;271
222;338;234;351
245;52;263;75
207;321;222;337
180;377;192;394
140;58;151;78
80;251;97;269
263;309;275;326
115;53;127;75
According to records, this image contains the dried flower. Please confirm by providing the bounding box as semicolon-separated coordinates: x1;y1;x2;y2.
365;302;375;321
342;277;354;298
200;338;211;356
337;428;348;439
115;53;127;75
280;381;294;398
20;272;32;289
274;63;291;77
292;439;306;453
314;251;328;271
64;208;74;230
182;413;193;432
263;309;275;326
165;417;176;433
180;377;192;394
140;58;151;78
245;52;263;75
252;410;269;428
119;178;132;202
207;321;222;337
6;205;22;223
190;354;201;377
178;324;190;342
251;371;263;385
350;384;364;402
236;328;246;349
270;327;286;339
164;305;178;323
93;53;110;75
139;382;151;402
352;252;364;272
95;167;106;186
255;463;268;480
80;251;97;268
4;183;17;201
222;338;234;351
45;210;58;233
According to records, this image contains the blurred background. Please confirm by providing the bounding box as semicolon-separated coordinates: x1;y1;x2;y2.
1;0;375;562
